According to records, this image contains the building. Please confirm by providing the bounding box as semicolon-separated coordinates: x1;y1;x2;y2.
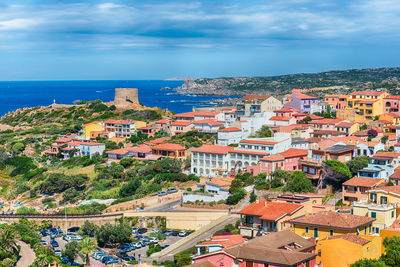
151;143;186;159
154;119;170;132
238;134;291;155
103;119;146;138
193;119;224;133
316;234;381;267
357;153;396;179
290;211;375;239
194;231;316;267
81;121;102;139
238;199;304;237
77;142;105;158
284;91;319;114
384;95;400;116
324;94;348;111
173;111;224;121
195;235;245;255
269;116;296;126
335;121;359;135
169;120;194;135
217;127;243;146
236;95;282;117
309;118;347;131
106;145;152;160
342;177;384;205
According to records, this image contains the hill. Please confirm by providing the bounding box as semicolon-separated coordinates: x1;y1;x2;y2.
173;67;400;96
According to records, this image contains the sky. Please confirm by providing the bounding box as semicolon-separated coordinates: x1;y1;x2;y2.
1;0;400;80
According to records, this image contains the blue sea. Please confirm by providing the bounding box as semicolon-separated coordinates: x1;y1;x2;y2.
0;80;232;116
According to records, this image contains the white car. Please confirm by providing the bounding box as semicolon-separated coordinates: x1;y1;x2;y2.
149;237;158;244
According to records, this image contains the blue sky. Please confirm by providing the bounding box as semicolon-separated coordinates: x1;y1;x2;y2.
1;0;400;80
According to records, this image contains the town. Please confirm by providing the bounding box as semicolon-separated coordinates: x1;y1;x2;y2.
2;87;400;267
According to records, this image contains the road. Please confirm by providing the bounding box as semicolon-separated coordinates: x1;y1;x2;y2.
154;215;239;262
16;241;35;267
145;200;180;212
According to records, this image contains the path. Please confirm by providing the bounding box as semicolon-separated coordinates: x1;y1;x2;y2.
325;191;342;206
150;214;239;262
16;241;35;267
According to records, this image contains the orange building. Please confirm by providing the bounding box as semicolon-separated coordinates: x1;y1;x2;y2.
342;177;384;205
151;143;186;159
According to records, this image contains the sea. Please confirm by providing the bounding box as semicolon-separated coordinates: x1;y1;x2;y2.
0;80;233;116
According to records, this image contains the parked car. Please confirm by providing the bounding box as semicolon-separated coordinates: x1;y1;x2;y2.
161;244;170;250
67;227;80;233
137;228;147;234
50;231;63;239
133;242;142;249
39;240;48;246
105;257;121;264
171;230;179;236
179;231;189;237
50;239;59;247
167;187;178;194
39;230;48;237
158;191;167;196
53;250;62;256
119;253;136;261
164;230;173;236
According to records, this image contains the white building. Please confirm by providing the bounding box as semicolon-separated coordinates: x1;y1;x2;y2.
193;119;224;133
217;127;243;146
78;142;106;158
269;116;296;127
238;132;292;155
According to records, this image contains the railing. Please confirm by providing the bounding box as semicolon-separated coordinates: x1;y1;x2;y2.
0;213;123;219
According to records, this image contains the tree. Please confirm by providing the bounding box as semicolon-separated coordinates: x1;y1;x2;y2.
360;124;368;130
346;156;370;176
119;178;141;197
285;171;313;193
249;190;257;203
381;236;400;267
299;116;312;124
63;240;78;263
323;160;352;189
270;176;284;188
270;170;291;182
350;259;388;267
256;125;272;138
0;224;19;253
33;245;58;267
78;237;97;267
226;188;246;205
96;223;132;247
381;135;389;144
79;220;99;237
367;129;378;138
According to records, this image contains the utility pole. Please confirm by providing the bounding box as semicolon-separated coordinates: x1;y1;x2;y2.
64;206;68;234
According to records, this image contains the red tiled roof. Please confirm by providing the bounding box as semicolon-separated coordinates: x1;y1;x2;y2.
273;107;299;113
194;119;224;126
232;150;270;156
56;137;74;143
151;143;185;151
194;112;221;117
80;142;104;146
242;94;270;101
309;115;324;120
293;92;317;100
171;120;192;126
368;185;400;195
238;200;302;221
106;148;130;154
343;177;383;187
104;119;134;124
328;234;370;246
309;118;345;125
144;137;171;146
351;91;383;96
192;145;235;154
270;116;294;121
290;211;375;229
279;148;308;158
82;121;100;127
240;139;279;145
218;127;241;132
385;95;400;100
138;126;153;130
155;119;170;124
374;152;400;158
261;155;284;162
336;121;356;128
196;235;245;248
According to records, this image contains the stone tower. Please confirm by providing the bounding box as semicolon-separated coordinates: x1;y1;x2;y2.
114;88;140;108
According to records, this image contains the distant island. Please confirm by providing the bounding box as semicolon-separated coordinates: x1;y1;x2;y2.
173;67;400;96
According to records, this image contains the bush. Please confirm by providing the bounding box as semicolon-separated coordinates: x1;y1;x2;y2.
2;156;36;177
16;206;39;214
119;178;141;198
38;173;88;194
226;188;246;205
286;171;313;193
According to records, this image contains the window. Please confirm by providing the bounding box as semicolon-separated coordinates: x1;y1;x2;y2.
314;228;318;238
371;212;376;218
305;227;309;233
381;196;388;204
392;211;395;218
329;230;334;236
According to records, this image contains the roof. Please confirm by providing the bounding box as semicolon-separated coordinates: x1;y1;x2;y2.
313;130;345;136
218;127;241;132
144;137;171;146
336;121;356;128
192;145;235;154
327;234;371;246
238;199;302;221
322;144;357;153
390;169;400;179
261;155;284;162
374;152;400;159
196;234;245;248
279;148;308;158
343;177;383;187
187;261;216;267
82;121;100;127
273;107;299;113
368;185;400;196
331;136;364;145
151;143;185;151
155;119;170;124
193;119;224;126
173;112;195;118
240;139;279;145
293;92;317;100
55;137;74;143
353;130;368;137
309;118;345;125
290;211;375;229
104;119;134;124
242;94;270;101
385;95;400;100
351;91;383;96
269;116;294;121
171;120;192;126
206;177;234;188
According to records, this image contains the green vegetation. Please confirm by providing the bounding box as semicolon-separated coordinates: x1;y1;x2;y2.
347;156;370;176
170;130;214;148
96;223;132;247
285;171;313;193
256;125;272;138
323;160;352;189
16;206;40;214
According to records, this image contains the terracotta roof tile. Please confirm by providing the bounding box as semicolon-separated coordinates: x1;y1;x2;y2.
194;119;224;126
328;234;370;246
151;143;185;151
192;145;235;154
218;127;241;132
238;200;302;221
343;177;383;187
270;116;294;121
279;148;308;158
290;211;375;229
242;94;271;101
261;155;284;161
171;120;192;126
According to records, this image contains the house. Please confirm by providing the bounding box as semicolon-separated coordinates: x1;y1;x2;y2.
357;152;397;179
195;235;245;255
309;118;346;131
380;112;400;125
284;91;320;114
154;119;170;132
90;130;109;140
316;234;381;267
204;177;233;196
236;95;282;117
271;124;313;139
290;211;375;239
169;120;194;135
191;145;269;177
248;148;308;176
273;107;299;117
335;121;359;135
238;134;291;155
324;94;348;111
77;142;105;158
151;143;186;159
238;199;304;237
384;95;400;116
312;130;346;139
194;231;316;267
106;144;152;160
103;119;146;138
337;91;389;124
342;177;384;205
269;116;296;126
173;111;224;121
44;137;75;156
352;141;385;157
389;169;400;185
81;121;102;139
137;126;155;137
217;127;243;146
193;119;224;133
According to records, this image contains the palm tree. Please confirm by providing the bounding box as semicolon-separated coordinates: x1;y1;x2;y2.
0;224;19;253
32;245;57;267
78;237;97;266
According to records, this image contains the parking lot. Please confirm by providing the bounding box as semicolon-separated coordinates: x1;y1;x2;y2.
40;228;188;266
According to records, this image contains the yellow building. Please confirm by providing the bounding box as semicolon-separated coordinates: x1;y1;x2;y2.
353;185;400;234
316;234;382;267
236;95;282;117
82;121;102;139
337;91;389;124
379;113;400;125
290;211;375;240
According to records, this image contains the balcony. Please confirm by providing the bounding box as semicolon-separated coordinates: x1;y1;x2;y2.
353;199;396;211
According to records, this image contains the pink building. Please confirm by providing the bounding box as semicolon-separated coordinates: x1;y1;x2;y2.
194;230;316;267
308;118;346;131
273;107;299;117
384;95;400;115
